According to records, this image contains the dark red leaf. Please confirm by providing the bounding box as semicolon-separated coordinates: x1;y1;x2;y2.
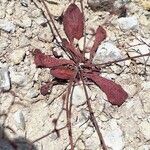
63;3;84;42
34;49;74;68
62;38;83;61
85;73;128;106
40;83;51;96
51;66;76;80
90;26;106;58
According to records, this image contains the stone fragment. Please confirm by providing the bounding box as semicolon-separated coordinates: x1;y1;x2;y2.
19;36;30;47
72;85;91;106
87;0;115;11
34;16;47;25
103;119;124;150
0;37;9;52
26;88;39;98
139;120;150;140
13;110;25;130
9;69;26;86
117;16;139;30
0;68;10;91
20;0;29;7
10;49;26;65
0;19;15;32
78;37;84;51
93;42;123;64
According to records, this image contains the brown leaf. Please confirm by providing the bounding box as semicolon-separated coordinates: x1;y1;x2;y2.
34;49;74;68
85;73;128;106
51;66;76;80
63;3;84;42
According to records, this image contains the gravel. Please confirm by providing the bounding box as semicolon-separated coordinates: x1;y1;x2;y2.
0;0;150;150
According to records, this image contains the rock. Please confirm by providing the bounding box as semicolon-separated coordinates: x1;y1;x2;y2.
87;0;115;11
142;81;150;90
85;132;100;150
139;15;149;26
6;1;15;15
0;68;11;91
141;0;150;11
0;19;15;32
138;145;150;150
9;69;26;86
128;41;150;64
93;41;123;64
34;16;47;25
117;16;139;30
16;15;32;28
26;88;39;98
0;8;5;18
140;92;150;113
19;35;30;47
20;0;29;7
10;49;26;65
0;37;9;52
139;120;150;140
72;85;91;106
13;110;25;130
123;84;138;97
103;119;124;150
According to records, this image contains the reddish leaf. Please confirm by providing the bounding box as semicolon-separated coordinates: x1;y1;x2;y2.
51;66;76;80
40;83;51;96
63;3;84;42
85;73;128;106
34;49;74;68
62;38;83;61
90;26;106;58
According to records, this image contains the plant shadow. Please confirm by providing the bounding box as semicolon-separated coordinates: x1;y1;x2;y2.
0;125;37;150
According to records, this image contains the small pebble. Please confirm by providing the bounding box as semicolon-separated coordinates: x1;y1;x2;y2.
72;85;91;106
0;68;11;91
139;120;150;140
117;16;139;30
10;48;26;65
13;110;25;130
93;41;123;64
0;19;15;32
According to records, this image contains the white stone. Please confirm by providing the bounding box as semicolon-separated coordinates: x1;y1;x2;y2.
34;16;47;25
19;36;30;47
142;81;150;90
72;85;91;106
117;16;139;30
9;69;26;86
13;110;25;130
0;19;15;32
139;120;150;140
138;145;150;150
93;41;123;64
26;88;39;98
10;49;26;65
103;119;124;150
0;68;10;91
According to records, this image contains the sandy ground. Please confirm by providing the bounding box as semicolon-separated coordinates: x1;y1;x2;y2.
0;0;150;150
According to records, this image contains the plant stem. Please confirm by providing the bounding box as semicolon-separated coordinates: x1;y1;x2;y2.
95;52;150;68
80;71;107;150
